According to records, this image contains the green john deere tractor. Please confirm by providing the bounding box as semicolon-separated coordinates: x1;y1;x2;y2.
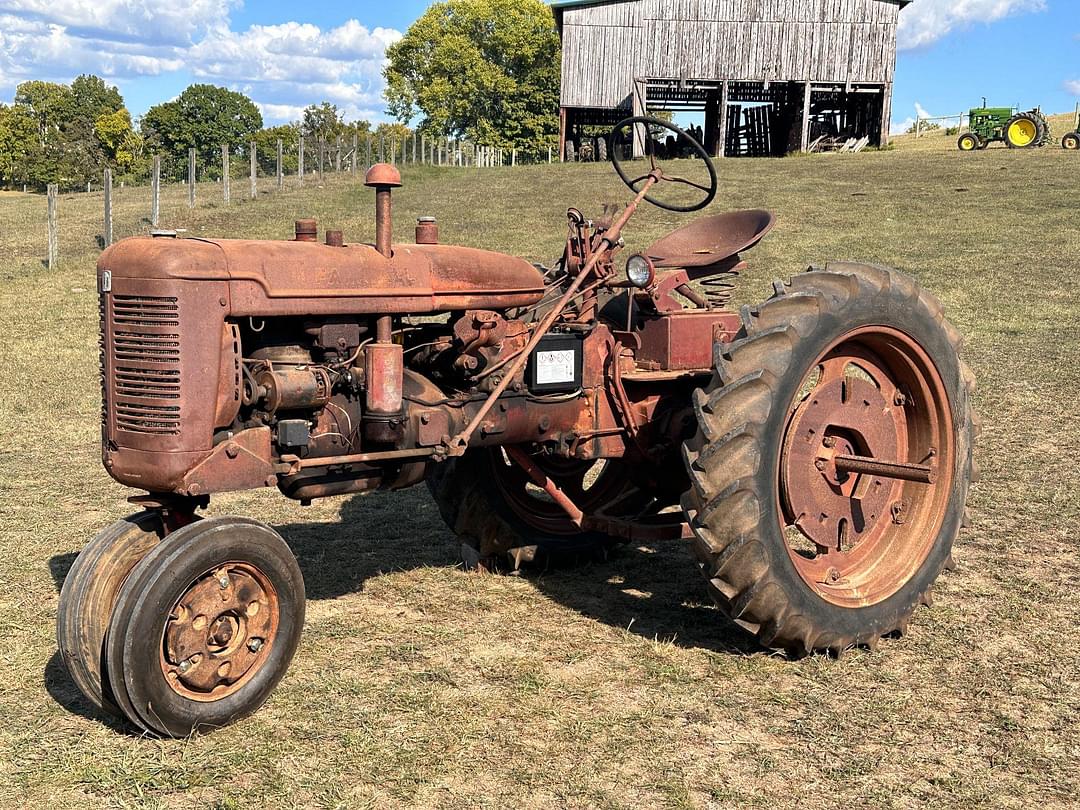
1062;111;1079;151
957;100;1051;151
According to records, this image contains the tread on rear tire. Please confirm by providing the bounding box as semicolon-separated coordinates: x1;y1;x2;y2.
681;263;978;656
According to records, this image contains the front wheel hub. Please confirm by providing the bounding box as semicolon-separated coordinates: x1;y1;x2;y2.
160;562;279;701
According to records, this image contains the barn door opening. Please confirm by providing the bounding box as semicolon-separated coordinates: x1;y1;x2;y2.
724;82;802;157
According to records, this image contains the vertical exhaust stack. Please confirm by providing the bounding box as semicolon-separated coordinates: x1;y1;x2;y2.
363;164;405;442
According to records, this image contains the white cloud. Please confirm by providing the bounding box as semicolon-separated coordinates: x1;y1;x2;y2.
1067;80;1080;96
898;0;1046;50
0;0;237;46
891;116;915;135
0;3;402;125
186;20;400;121
914;102;932;120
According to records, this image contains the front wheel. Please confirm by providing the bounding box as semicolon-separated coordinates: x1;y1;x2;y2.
1063;132;1080;151
957;133;981;152
105;516;305;736
57;511;168;716
682;263;977;656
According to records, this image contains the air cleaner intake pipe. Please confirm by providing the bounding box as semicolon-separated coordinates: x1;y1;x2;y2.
363;164;405;440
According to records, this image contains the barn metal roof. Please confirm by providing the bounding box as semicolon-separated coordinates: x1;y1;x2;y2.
551;0;911;8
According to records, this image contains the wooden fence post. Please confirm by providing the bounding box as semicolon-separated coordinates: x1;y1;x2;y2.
379;134;385;163
366;134;372;169
277;139;284;190
151;155;160;227
335;136;342;172
413;132;418;164
47;184;58;268
352;132;358;175
390;138;396;165
221;145;230;204
298;136;305;186
103;169;113;247
318;138;325;181
188;148;196;208
250;141;257;199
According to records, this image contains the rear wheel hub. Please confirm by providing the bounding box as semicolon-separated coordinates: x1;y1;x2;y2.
779;328;954;607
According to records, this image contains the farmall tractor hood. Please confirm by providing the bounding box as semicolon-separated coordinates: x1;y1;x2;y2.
98;236;546;317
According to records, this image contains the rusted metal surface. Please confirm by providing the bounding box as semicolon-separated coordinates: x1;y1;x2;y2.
635;309;740;370
415;217;439;245
645;210;775;269
446;172;663;454
96;147;780;541
833;454;935;484
294;219;317;242
365;343;404;417
366;163;400;260
505;446;585;527
779;328;954;607
160;561;279;701
181;427;278;497
99;238;545;317
256;367;331;412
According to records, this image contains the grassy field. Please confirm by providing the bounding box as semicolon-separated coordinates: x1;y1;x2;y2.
1;143;1078;809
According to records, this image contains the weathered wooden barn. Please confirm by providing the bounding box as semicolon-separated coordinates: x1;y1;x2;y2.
552;0;910;158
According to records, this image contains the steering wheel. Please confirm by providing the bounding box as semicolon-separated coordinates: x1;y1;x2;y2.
610;116;718;213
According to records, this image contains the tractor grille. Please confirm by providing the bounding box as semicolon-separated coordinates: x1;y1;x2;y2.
104;295;182;436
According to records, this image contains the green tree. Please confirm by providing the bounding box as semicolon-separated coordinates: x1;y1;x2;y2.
0;103;38;187
253;123;302;174
301;102;345;142
71;75;124;123
384;0;560;150
95;108;144;171
142;84;263;177
14;81;74;148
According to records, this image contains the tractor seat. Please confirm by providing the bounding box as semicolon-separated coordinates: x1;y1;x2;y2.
645;210;775;269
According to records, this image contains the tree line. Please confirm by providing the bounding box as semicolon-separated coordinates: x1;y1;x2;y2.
0;82;413;192
0;0;563;191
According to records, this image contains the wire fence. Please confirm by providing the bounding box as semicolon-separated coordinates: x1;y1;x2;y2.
38;133;559;268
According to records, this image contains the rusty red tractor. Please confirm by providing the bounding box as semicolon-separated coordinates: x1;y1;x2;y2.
59;118;977;736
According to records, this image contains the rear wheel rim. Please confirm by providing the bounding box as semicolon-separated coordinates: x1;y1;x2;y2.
159;561;280;702
1008;119;1036;146
779;327;954;608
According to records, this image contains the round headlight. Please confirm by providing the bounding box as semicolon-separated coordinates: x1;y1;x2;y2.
626;254;655;289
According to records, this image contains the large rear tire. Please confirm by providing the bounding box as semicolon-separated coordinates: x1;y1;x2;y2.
1004;113;1042;149
681;263;977;656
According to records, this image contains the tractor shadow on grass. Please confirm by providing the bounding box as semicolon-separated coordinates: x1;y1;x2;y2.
45;487;760;726
279;488;759;657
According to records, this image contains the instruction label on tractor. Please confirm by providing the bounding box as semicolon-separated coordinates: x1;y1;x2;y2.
535;350;576;385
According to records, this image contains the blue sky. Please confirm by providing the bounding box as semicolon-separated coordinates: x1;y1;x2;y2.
0;1;1076;134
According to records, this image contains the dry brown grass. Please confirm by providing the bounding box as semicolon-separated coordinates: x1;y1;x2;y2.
1;146;1078;808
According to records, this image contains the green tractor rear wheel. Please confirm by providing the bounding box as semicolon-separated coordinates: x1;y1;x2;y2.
957;133;981;152
1004;112;1044;149
1063;132;1080;151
